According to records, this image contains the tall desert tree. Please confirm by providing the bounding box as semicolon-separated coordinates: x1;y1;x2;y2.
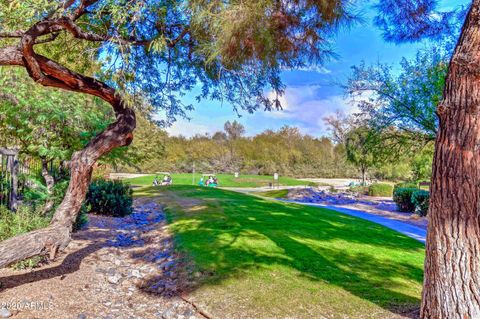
344;126;381;185
223;120;245;169
420;4;480;318
0;0;354;266
224;120;245;140
373;0;480;317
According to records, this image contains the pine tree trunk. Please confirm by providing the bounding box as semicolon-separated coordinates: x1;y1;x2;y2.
420;1;480;317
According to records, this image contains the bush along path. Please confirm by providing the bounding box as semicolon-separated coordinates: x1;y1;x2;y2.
0;199;206;319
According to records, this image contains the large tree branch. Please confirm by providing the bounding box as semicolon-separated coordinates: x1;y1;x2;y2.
167;27;190;48
0;17;136;268
0;46;24;66
57;17;152;45
0;31;25;38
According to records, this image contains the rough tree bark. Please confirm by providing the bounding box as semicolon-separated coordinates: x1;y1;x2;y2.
420;1;480;317
0;18;136;267
41;158;55;215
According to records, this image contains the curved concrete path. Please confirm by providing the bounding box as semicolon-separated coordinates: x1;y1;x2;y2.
280;200;426;244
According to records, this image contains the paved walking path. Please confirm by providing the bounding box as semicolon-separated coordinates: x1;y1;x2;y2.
280;200;427;244
220;185;312;193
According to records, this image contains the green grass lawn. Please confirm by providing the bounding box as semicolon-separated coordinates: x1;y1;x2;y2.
255;188;290;198
125;173;316;188
138;185;425;319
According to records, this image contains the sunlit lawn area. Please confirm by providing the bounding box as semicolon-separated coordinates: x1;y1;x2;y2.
126;173;316;188
138;185;424;318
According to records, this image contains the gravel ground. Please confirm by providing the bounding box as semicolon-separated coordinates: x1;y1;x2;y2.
0;199;206;319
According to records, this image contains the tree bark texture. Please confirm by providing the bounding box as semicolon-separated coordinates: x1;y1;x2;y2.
421;1;480;317
41;158;55;215
0;18;136;267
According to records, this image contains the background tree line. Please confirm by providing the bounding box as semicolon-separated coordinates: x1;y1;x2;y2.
118;119;432;181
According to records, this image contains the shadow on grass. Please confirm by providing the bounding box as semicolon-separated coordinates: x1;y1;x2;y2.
138;185;424;317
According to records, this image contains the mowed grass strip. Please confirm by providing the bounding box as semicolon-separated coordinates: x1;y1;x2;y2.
125;173;316;188
140;185;424;319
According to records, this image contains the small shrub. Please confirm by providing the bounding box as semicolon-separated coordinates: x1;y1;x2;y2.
412;190;430;216
349;185;369;195
85;179;133;217
393;182;418;191
393;188;417;212
368;183;393;197
21;177;48;210
12;256;47;270
0;206;50;241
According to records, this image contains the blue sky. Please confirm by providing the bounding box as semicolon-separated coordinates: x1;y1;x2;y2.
166;0;468;138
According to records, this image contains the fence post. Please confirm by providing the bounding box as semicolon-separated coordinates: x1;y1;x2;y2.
0;148;19;211
10;152;18;211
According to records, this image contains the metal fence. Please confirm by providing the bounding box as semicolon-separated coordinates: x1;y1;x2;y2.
0;149;18;210
0;148;66;211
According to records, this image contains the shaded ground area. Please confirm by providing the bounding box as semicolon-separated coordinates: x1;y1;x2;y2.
0;186;425;319
141;185;425;319
0;199;204;319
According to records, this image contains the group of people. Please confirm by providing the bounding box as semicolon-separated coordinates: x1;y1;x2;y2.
152;174;219;187
198;176;218;187
152;174;172;186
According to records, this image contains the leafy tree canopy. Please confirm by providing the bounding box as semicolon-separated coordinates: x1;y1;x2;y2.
0;67;113;161
346;45;450;142
373;0;468;43
0;0;357;125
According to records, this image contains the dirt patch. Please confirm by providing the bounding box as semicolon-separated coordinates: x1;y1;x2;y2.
0;199;205;319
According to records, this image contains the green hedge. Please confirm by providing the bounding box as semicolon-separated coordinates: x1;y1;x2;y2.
412;190;430;216
368;183;393;197
393;188;417;212
393;182;418;191
85;179;133;217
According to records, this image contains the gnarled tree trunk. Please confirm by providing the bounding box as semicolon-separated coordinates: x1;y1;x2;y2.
41;158;55;215
0;19;136;267
420;1;480;317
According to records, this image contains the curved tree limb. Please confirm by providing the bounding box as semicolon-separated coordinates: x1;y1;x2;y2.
0;14;136;267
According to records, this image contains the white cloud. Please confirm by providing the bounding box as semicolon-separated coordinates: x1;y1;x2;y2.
282;65;332;74
297;65;332;74
166;119;222;137
161;84;363;138
264;85;359;135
